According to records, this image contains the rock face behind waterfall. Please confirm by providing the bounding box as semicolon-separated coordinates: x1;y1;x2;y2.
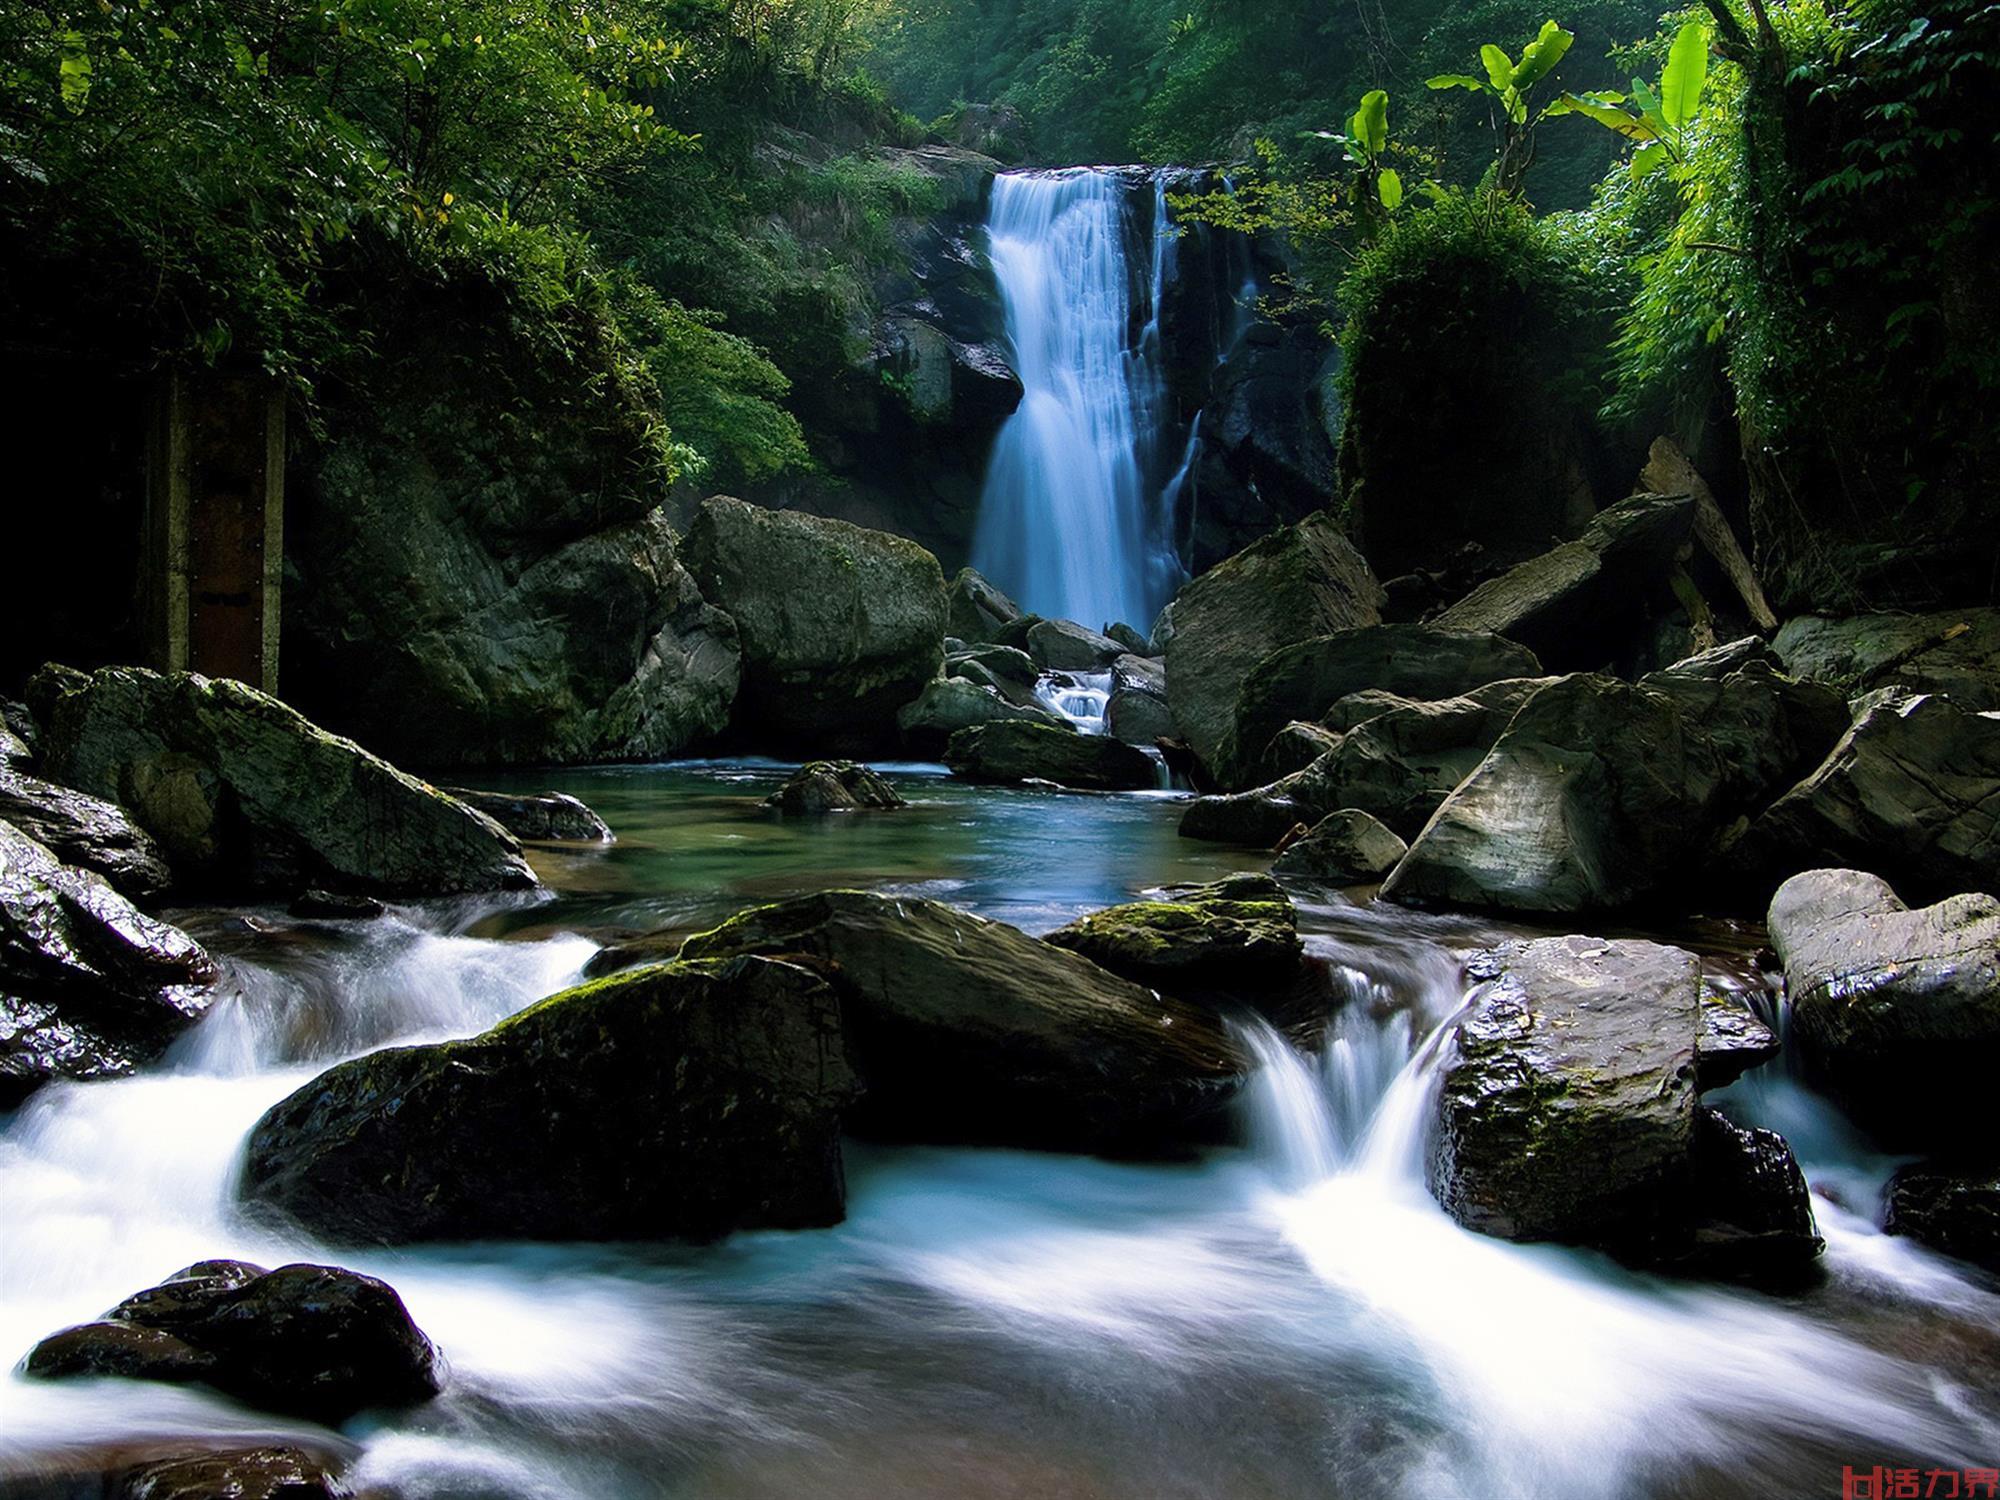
30;666;537;899
240;957;858;1244
1162;511;1385;781
679;890;1248;1153
684;496;947;755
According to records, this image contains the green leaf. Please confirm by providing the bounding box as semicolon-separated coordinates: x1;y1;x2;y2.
1551;91;1659;141
1660;21;1709;128
1510;21;1575;90
1631;78;1662;119
1351;89;1389;157
1481;44;1514;91
1427;73;1487;92
1377;167;1403;210
57;34;92;113
1630;141;1671;178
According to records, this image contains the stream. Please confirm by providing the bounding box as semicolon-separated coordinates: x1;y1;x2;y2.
3;762;1996;1497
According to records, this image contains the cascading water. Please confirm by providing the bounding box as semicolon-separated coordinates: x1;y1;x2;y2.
970;170;1188;633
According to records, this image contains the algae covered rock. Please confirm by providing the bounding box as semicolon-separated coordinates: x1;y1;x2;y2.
680;890;1248;1153
1044;873;1303;1001
239;956;859;1243
897;677;1069;754
765;760;907;814
944;720;1157;791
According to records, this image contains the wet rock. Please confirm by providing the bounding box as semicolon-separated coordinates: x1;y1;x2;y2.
112;1444;348;1500
240;956;858;1243
946;566;1024;645
1665;1108;1823;1283
0;766;175;900
287;890;386;921
1431;493;1697;672
1178;783;1314;847
1271;809;1408;884
1639;659;1850;812
680;890;1248;1153
1162;512;1385;778
1775;608;2000;711
1263;721;1342;778
1428;936;1701;1247
683;496;947;755
944;721;1157;791
442;786;611;842
944;643;1039;699
1043;874;1303;1002
1;700;34;768
1661;635;1785;681
1216;626;1541;788
1;819;218;1104
1744;693;2000;900
1106;622;1151;655
24;1260;440;1424
1883;1163;2000;1272
1105;654;1173;747
30;666;536;900
1696;982;1781;1090
1767;869;2000;1146
1025;619;1125;672
765;761;907;814
897;677;1069;755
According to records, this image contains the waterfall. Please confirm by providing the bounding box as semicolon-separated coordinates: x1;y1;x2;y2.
971;170;1186;633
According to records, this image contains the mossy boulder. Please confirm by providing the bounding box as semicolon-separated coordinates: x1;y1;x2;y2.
683;496;947;755
679;890;1248;1153
30;666;536;899
945;566;1024;644
1043;874;1304;1004
944;721;1157;791
1774;608;2000;712
238;956;859;1243
765;760;906;814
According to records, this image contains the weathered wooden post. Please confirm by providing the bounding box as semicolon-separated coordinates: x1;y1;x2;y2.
142;371;285;692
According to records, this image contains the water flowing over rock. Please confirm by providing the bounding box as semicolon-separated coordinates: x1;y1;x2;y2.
1774;608;2000;710
443;786;612;842
30;666;537;899
1;819;218;1104
1767;868;2000;1147
1163;512;1385;780
0;765;175;899
24;1260;440;1424
1271;809;1408;884
1043;873;1303;1006
1668;1108;1825;1282
684;496;947;756
765;761;907;814
102;1445;350;1500
1696;983;1781;1089
944;720;1157;791
239;957;859;1244
680;890;1248;1153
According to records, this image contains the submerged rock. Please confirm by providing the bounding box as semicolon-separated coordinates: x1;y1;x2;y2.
1883;1163;2000;1272
1271;809;1408;884
443;786;612;842
24;1260;440;1424
1043;874;1303;1003
1;819;218;1104
680;890;1248;1153
239;956;859;1243
944;721;1157;791
946;566;1023;644
0;765;175;900
683;496;947;755
897;676;1069;755
1766;868;2000;1146
31;666;536;899
1162;511;1384;778
765;761;907;814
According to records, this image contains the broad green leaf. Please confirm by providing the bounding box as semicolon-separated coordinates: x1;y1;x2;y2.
1660;21;1708;128
1510;21;1574;90
1377;168;1403;210
1351;89;1389;157
1552;91;1658;140
1481;44;1513;91
58;43;92;113
1630;141;1671;178
1427;73;1487;91
1631;77;1662;118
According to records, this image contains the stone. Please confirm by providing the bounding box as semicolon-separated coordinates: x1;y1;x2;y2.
682;496;948;755
679;891;1248;1153
239;957;858;1244
288;889;386;921
1271;809;1408;883
1162;512;1385;779
946;566;1023;644
1;819;218;1105
1883;1163;2000;1272
1744;693;2000;900
1043;874;1303;1001
24;1260;440;1424
945;643;1039;698
443;786;612;842
1215;625;1542;788
1766;868;2000;1146
1025;618;1126;672
1664;1108;1824;1282
111;1445;348;1500
1428;936;1701;1247
1431;493;1697;671
1774;608;2000;711
0;700;34;768
897;677;1070;755
1106;622;1151;655
1105;654;1173;747
944;721;1158;791
1264;721;1343;777
765;761;907;814
31;666;536;899
0;765;175;899
1178;783;1315;847
1696;982;1781;1090
1661;635;1785;681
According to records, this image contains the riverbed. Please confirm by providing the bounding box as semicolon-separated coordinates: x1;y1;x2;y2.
4;763;1995;1498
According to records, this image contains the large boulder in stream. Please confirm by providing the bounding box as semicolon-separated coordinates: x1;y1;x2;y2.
944;721;1157;791
1271;809;1408;883
1026;619;1126;672
1767;869;2000;1146
30;666;537;900
1043;874;1304;1007
765;761;906;814
679;891;1248;1153
1162;512;1385;779
443;786;612;842
946;567;1024;645
24;1259;440;1424
241;956;858;1244
683;496;948;755
1;819;219;1105
1106;654;1173;747
0;765;175;899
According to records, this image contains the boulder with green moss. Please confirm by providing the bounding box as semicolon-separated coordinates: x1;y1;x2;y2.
765;761;906;814
30;666;536;900
683;496;947;755
1043;874;1303;1004
944;721;1157;791
238;956;857;1243
680;890;1248;1153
